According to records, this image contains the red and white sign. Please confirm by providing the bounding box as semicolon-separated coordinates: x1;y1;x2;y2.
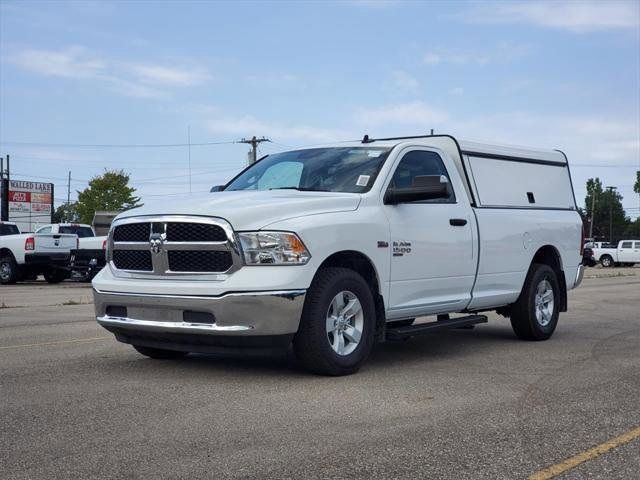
9;191;31;203
6;180;54;232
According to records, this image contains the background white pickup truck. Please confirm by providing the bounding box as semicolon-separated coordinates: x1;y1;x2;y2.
591;240;640;267
35;223;107;280
93;134;584;375
0;226;77;284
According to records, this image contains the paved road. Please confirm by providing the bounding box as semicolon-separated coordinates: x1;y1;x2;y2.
1;274;639;479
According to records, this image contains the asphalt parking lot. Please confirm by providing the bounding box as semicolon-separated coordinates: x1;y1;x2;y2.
1;268;639;479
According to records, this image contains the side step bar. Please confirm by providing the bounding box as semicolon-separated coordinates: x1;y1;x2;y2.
386;315;488;341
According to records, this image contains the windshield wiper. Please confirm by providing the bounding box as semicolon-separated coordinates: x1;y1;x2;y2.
269;187;330;192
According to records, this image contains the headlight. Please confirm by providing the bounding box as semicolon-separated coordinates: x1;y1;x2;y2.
238;231;311;265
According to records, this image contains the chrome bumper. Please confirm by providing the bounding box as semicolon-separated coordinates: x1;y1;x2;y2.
573;264;585;289
93;288;306;337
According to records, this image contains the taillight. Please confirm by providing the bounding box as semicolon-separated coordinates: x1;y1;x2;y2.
25;237;35;250
102;239;107;250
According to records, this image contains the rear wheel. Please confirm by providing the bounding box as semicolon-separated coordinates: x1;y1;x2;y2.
510;264;560;341
0;255;18;284
293;267;376;376
133;345;188;359
44;269;69;284
600;255;613;268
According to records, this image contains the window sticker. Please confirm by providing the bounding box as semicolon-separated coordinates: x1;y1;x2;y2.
356;175;370;187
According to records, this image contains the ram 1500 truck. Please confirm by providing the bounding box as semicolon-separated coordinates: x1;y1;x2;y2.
590;240;640;267
35;223;107;280
0;229;77;284
93;135;584;375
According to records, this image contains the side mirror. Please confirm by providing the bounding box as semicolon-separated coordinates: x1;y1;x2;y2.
210;185;225;192
384;175;449;205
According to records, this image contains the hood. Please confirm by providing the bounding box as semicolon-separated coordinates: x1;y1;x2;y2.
117;190;361;230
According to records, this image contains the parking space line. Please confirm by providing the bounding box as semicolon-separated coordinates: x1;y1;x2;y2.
0;337;110;350
528;426;640;480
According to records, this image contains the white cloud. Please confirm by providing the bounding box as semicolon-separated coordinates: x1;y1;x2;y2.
392;70;420;93
207;112;349;144
128;64;210;87
10;46;106;79
462;0;640;33
423;42;531;66
8;46;211;98
353;101;449;129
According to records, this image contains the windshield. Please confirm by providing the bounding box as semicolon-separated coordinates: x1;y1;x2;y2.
59;226;94;238
224;147;392;193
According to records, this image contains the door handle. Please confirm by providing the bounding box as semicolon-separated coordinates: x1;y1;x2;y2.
449;218;467;226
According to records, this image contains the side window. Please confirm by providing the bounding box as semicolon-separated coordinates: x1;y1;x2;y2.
37;226;52;234
389;150;455;203
634;242;640;249
620;241;633;249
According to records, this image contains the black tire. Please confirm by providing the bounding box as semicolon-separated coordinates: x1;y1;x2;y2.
0;255;18;284
600;255;613;268
133;345;188;359
510;263;560;341
44;269;69;284
293;267;376;376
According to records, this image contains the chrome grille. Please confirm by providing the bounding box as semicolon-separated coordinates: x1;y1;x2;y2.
113;223;150;242
167;250;233;272
108;215;240;278
166;222;227;242
112;250;152;271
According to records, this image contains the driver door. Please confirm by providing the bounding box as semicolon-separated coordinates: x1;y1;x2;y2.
383;148;476;319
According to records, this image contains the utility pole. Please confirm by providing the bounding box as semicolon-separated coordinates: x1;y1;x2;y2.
606;186;617;243
239;136;270;165
67;171;71;206
588;189;596;240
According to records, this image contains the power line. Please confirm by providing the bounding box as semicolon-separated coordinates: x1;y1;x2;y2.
0;140;239;148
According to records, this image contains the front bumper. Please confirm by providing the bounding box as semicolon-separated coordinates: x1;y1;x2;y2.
93;288;306;352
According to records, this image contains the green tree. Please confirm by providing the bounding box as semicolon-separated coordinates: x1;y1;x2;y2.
75;170;141;224
635;170;640;195
52;202;79;223
584;177;627;242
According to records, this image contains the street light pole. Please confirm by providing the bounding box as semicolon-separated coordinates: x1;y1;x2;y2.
606;186;617;243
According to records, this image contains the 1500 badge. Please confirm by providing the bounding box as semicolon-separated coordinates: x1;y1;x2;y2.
392;241;412;257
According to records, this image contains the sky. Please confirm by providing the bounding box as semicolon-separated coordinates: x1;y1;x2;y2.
0;0;639;217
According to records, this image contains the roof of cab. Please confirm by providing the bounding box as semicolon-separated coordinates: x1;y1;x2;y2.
292;135;567;164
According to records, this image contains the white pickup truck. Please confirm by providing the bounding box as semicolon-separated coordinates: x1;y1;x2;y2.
0;224;77;284
590;240;640;267
93;135;584;375
35;223;107;280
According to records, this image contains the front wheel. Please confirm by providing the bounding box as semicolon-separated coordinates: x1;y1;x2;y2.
510;264;560;341
293;267;376;376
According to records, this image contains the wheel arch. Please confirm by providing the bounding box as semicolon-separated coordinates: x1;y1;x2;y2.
530;245;567;312
0;248;17;262
315;250;387;341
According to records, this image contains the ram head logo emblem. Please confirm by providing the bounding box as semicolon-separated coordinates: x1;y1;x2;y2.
149;233;165;255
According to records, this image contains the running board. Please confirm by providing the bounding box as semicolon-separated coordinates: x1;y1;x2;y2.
386;315;488;340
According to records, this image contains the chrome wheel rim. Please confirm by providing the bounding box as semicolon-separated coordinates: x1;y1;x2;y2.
0;262;11;281
326;290;364;356
534;279;554;327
